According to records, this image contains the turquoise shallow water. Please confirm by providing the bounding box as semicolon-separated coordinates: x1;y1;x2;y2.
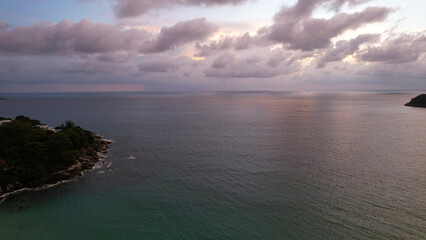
0;92;425;239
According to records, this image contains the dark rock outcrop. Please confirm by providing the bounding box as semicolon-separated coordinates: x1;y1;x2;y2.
405;94;426;108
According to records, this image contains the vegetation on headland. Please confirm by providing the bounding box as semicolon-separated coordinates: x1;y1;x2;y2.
0;116;111;194
405;94;426;108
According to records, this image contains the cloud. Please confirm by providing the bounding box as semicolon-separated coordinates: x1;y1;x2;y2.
96;52;138;63
355;59;426;90
266;6;391;51
114;0;251;18
195;36;235;57
204;51;300;78
51;56;129;75
194;32;266;57
327;0;372;11
316;34;380;68
267;48;313;68
194;0;391;57
0;21;10;32
2;0;424;91
0;19;150;56
140;18;218;53
0;56;28;73
358;33;426;64
50;54;198;76
211;53;236;69
0;18;217;56
139;56;178;72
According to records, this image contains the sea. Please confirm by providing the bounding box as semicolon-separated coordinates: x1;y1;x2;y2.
0;91;425;239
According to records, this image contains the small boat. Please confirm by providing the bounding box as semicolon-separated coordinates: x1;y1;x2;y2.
129;155;136;160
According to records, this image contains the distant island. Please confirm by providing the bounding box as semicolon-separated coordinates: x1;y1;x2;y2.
405;94;426;108
0;116;112;201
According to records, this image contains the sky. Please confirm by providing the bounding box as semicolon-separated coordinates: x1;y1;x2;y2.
0;0;425;92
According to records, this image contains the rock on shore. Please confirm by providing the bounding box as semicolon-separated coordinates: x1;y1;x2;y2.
405;94;426;108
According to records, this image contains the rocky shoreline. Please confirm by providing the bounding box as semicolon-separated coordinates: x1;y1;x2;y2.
0;135;113;203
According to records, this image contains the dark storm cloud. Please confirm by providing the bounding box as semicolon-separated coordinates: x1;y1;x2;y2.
114;0;251;18
139;18;218;53
359;33;426;64
316;34;379;68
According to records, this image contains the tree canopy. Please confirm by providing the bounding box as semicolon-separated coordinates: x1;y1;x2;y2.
0;116;95;188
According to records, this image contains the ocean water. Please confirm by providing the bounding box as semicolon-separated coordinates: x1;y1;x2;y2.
0;92;425;239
